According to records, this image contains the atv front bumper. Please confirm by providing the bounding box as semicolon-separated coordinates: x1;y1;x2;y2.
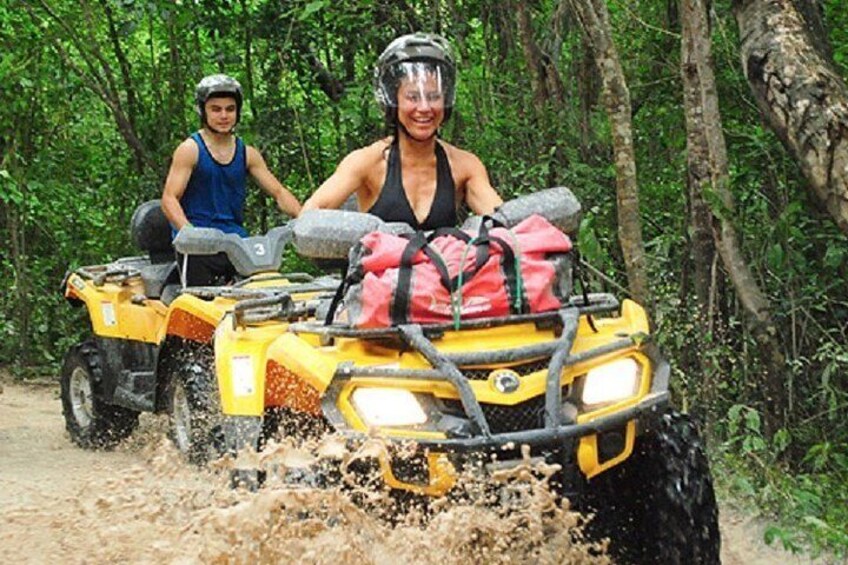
312;302;672;496
359;389;669;453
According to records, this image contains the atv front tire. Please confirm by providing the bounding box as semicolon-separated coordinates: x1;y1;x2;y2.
166;345;224;465
587;411;720;564
60;342;139;449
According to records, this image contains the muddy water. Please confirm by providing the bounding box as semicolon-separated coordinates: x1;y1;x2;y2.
0;380;817;564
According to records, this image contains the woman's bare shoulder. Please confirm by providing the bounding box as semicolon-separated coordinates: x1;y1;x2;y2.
440;140;485;171
339;138;392;169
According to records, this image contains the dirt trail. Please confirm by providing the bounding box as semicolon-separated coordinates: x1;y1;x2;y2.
0;379;824;564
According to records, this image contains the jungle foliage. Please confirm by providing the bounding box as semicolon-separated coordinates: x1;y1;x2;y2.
1;0;846;555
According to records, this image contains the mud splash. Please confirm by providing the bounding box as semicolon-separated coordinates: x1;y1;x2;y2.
0;382;606;564
190;438;607;564
2;380;828;564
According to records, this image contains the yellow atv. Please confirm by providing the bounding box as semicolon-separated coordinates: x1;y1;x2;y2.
60;190;720;564
60;200;337;459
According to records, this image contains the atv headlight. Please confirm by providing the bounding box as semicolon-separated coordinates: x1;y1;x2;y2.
351;388;428;427
581;358;641;407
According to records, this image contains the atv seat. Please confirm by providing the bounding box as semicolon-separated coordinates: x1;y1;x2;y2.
130;200;179;303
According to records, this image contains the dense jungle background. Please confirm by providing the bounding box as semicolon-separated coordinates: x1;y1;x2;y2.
1;0;847;556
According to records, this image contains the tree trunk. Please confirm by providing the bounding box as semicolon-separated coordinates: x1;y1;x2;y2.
516;3;565;113
683;0;787;435
734;0;848;236
516;2;549;111
100;0;138;134
241;0;255;120
575;38;598;161
566;0;651;307
789;0;833;60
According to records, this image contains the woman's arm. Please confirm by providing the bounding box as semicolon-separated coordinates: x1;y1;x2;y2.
302;148;373;213
461;151;503;215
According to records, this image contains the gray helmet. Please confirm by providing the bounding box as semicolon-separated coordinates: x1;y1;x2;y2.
374;33;457;124
194;74;243;124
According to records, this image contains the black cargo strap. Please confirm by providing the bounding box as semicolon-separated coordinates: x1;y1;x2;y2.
431;223;519;297
479;216;525;314
392;220;524;326
392;231;449;324
572;248;598;333
324;264;353;326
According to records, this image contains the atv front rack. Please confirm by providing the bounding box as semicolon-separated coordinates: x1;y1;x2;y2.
74;256;149;286
288;293;621;340
303;293;669;453
179;273;341;328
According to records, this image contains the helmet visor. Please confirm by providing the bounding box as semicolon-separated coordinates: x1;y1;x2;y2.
377;61;455;109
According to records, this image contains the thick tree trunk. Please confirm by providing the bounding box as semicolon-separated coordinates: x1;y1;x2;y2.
734;0;848;235
789;0;833;60
566;0;651;307
683;0;787;435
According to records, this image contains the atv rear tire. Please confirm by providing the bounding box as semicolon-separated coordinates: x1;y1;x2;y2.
166;345;224;465
60;342;139;449
586;411;720;564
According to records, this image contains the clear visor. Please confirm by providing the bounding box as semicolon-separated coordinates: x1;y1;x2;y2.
380;61;455;108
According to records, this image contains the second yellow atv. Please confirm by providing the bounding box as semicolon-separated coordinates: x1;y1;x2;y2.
61;189;720;564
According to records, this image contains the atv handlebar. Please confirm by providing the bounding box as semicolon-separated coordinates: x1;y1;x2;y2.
291;186;583;261
292;209;413;260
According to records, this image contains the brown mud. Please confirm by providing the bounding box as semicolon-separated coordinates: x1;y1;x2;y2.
0;379;824;564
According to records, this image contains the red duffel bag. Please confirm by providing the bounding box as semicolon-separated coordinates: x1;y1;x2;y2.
330;214;574;328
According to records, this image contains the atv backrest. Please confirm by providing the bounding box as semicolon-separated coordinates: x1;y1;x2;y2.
173;225;292;277
461;186;583;235
130;199;174;261
292;209;413;260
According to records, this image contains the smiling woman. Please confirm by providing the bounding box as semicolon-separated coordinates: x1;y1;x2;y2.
301;32;503;230
396;65;446;142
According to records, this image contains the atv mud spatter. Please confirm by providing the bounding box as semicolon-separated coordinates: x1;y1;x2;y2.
61;189;720;563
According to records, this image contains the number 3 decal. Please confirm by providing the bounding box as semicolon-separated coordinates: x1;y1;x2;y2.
253;243;266;256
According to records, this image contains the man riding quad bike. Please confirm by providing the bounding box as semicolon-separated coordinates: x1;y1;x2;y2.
60;187;720;564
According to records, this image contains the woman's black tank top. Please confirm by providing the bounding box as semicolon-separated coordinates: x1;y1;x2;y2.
367;138;457;230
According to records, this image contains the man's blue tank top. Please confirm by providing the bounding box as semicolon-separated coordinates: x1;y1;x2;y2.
178;132;248;238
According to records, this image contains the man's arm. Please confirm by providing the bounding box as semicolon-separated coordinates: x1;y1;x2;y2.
161;140;199;230
462;152;503;215
246;146;301;218
301;148;371;213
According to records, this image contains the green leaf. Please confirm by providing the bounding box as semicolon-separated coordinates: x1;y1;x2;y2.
766;243;784;271
763;525;783;545
577;220;604;268
744;408;762;433
802;516;832;530
824;246;845;268
773;428;791;454
299;0;327;20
